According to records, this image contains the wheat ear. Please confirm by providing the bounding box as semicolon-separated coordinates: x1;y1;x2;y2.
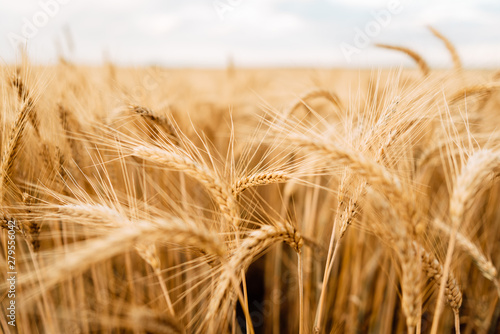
290;135;402;197
11;74;40;137
427;26;462;71
132;145;238;226
375;44;430;76
285;88;343;117
434;218;498;283
20;213;224;298
128;104;179;145
448;83;500;105
0;102;34;203
432;149;500;334
135;243;176;317
232;171;289;197
419;242;462;333
205;223;302;332
418;242;462;311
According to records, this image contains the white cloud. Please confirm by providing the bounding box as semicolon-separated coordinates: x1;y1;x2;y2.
414;4;496;25
0;1;498;67
137;14;179;35
328;0;389;8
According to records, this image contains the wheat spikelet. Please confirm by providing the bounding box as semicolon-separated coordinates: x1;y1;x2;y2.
419;242;462;333
0;215;19;231
335;180;362;240
401;248;421;332
389;225;421;332
135;243;161;271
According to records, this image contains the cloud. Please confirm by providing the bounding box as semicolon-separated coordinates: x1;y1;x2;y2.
136;14;180;35
0;0;498;67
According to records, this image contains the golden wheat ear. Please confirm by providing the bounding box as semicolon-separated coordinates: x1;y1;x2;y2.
375;44;430;76
285;88;344;118
232;171;289;197
448;82;500;109
0;102;34;203
10;74;40;137
427;25;462;71
131;145;239;227
205;222;302;332
433;219;498;287
432;149;500;332
127;104;180;145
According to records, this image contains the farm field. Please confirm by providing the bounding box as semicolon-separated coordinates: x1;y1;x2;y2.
1;57;500;334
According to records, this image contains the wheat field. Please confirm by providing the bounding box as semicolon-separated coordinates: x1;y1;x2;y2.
2;39;500;334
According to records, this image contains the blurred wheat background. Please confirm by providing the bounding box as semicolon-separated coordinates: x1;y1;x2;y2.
1;16;500;334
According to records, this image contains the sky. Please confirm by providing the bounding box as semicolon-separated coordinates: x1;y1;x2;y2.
0;0;499;68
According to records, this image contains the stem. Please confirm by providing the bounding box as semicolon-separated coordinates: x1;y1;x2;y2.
314;233;342;332
155;269;176;317
313;204;341;332
454;310;460;334
232;309;237;334
430;225;458;334
273;243;283;334
298;251;304;334
241;270;252;334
